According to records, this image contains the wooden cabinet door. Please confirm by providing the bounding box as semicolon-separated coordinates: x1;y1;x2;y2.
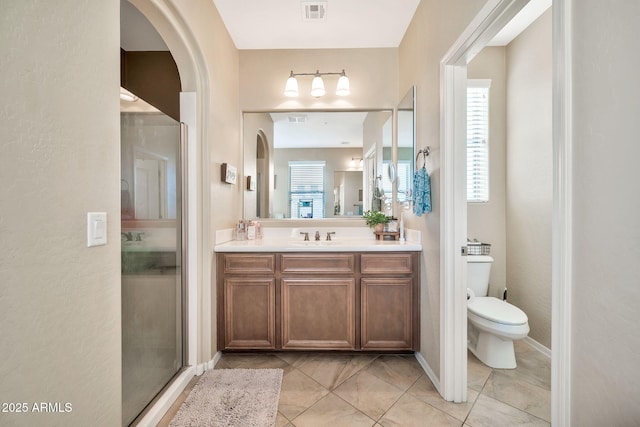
224;277;275;349
281;278;356;350
361;277;413;350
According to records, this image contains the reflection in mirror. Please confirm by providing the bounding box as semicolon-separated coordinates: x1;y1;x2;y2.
380;114;394;216
396;86;416;204
243;111;392;219
121;106;179;220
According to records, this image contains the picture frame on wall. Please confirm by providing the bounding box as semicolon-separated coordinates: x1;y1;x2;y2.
221;163;237;184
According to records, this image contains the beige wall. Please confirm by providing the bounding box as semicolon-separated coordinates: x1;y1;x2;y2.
570;1;640;424
239;48;398;111
166;0;240;360
467;47;508;298
0;2;122;426
398;0;485;381
505;10;552;349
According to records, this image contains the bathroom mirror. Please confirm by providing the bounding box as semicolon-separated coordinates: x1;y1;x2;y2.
243;110;392;219
396;86;416;203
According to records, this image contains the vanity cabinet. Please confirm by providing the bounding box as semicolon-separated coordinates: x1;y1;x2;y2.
281;254;357;350
219;254;276;349
361;254;416;350
216;252;419;352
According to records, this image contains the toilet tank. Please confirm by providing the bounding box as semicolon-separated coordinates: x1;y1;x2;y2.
467;255;493;297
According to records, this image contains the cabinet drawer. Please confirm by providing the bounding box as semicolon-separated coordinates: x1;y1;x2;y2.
223;254;275;274
281;254;355;274
361;253;413;274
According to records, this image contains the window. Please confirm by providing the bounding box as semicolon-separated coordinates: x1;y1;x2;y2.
467;79;491;202
289;161;325;218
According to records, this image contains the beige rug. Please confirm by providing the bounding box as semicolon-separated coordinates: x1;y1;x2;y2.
169;368;283;427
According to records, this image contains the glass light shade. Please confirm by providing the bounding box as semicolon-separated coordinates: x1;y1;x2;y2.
284;76;299;97
311;76;326;97
120;87;138;102
336;75;350;96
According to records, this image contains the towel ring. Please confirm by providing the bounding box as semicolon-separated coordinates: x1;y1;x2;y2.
415;147;430;168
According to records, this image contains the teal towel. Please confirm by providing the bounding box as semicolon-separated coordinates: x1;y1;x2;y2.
413;166;431;216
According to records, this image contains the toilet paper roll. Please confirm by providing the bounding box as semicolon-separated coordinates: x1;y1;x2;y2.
467;288;475;304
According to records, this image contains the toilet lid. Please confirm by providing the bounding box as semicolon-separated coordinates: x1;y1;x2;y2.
468;297;528;326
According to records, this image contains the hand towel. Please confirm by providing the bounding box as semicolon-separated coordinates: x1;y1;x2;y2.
413;165;432;216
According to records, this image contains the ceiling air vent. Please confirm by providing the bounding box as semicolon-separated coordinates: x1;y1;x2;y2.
301;1;327;21
288;114;308;123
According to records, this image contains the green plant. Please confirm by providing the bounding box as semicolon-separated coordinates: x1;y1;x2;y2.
363;210;390;228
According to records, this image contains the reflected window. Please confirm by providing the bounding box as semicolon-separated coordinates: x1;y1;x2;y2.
289;161;326;218
467;79;491;203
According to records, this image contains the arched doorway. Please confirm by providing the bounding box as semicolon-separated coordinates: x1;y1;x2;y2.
121;0;209;424
256;130;270;218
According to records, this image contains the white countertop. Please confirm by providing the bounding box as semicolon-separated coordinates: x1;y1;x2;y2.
213;227;422;253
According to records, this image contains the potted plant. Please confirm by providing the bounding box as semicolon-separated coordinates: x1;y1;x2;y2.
363;210;390;232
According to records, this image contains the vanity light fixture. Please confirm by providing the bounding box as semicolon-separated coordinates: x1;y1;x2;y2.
351;157;363;167
284;69;350;97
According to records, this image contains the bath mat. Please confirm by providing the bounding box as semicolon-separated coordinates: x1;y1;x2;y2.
169;368;283;427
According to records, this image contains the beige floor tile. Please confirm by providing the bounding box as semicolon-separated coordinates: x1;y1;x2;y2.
378;393;462;427
333;370;405;420
465;394;550;427
407;375;479;422
483;370;551;422
218;353;291;370
278;369;330;420
291;393;376;427
467;352;492;392
297;354;378;390
276;411;291;427
364;355;424;391
275;351;315;367
503;350;552;390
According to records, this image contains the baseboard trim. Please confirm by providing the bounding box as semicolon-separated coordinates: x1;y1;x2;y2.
524;336;551;359
414;351;442;395
135;366;195;427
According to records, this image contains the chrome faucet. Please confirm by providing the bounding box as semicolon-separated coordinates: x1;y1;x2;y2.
326;232;335;241
300;232;310;241
314;231;321;241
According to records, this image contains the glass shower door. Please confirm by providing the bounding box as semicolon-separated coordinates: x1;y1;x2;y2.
120;109;185;425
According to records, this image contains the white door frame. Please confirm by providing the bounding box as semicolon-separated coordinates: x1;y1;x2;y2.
440;2;573;424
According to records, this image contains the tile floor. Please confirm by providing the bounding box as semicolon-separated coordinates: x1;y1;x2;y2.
158;340;550;426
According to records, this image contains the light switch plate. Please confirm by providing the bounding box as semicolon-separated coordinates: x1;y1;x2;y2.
87;212;107;247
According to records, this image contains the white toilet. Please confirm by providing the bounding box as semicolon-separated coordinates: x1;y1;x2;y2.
467;255;529;369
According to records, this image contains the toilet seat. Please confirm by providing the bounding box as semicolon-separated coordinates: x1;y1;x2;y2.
468;296;528;326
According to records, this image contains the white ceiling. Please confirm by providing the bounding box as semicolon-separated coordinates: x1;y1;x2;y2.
271;111;368;148
122;0;551;51
212;0;421;49
488;0;552;46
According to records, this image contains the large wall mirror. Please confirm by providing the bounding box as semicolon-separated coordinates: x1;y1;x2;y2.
243;110;392;219
396;86;416;204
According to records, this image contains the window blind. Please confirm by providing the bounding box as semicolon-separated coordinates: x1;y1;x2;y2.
467;79;491;203
289;161;325;218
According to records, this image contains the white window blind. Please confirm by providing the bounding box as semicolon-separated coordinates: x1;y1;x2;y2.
467;79;491;202
289;161;325;218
